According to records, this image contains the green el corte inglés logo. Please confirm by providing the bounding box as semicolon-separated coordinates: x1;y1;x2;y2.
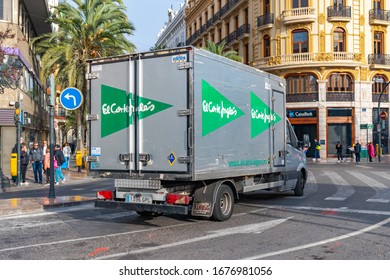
100;85;172;138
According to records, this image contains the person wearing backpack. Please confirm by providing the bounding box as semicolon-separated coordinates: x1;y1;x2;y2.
313;139;321;161
54;144;66;185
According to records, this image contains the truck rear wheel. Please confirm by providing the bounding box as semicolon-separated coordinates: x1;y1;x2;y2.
294;172;305;196
212;184;234;221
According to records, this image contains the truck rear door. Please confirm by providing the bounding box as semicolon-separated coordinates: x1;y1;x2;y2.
134;51;190;173
88;49;191;175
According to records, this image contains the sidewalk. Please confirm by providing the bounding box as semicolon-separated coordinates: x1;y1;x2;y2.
0;159;97;216
307;154;390;165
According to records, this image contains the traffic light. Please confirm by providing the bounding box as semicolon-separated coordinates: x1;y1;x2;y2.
14;101;20;125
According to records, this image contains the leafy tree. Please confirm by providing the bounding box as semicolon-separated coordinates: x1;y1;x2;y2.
205;40;243;62
32;0;136;150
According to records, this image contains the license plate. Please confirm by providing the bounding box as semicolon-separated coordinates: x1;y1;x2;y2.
125;193;152;204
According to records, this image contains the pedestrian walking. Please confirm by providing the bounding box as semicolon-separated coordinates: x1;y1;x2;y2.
43;149;52;184
29;142;43;183
367;142;375;162
20;143;29;185
354;141;361;163
63;142;71;170
54;144;66;185
313;139;321;161
335;141;343;162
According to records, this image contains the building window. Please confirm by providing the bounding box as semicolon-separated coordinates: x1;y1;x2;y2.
292;29;308;53
286;74;318;94
372;75;388;94
264;0;271;14
333;28;345;52
373;0;382;10
264;35;271;57
374;31;383;55
292;0;308;8
327;73;353;92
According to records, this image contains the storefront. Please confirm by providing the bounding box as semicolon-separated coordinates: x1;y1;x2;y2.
287;109;318;158
326;108;353;158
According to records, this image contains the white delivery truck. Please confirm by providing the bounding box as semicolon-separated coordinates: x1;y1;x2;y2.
87;46;307;221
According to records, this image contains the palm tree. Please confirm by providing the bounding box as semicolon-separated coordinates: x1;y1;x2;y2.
32;0;136;151
205;41;242;62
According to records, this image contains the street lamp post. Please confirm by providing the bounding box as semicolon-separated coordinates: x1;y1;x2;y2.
47;74;56;199
377;80;390;163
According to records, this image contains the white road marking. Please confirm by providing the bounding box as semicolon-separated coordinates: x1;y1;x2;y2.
242;216;390;259
324;170;355;201
346;171;390;203
95;217;292;260
0;208;268;254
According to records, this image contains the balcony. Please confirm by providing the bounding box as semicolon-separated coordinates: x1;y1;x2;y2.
236;24;250;39
220;0;245;19
281;7;316;25
255;52;362;70
327;5;351;22
368;54;390;70
369;9;390;25
257;14;274;30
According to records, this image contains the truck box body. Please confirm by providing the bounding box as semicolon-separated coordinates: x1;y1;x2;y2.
88;47;307;220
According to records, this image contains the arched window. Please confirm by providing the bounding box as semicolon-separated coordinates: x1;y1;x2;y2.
286;74;318;94
372;75;388;94
292;29;308;53
327;73;353;92
263;35;270;57
333;28;345;52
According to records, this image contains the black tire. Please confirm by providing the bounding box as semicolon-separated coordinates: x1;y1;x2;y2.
211;184;234;221
294;172;305;196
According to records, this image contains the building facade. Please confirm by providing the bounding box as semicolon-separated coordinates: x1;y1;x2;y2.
156;2;187;49
186;0;390;158
0;0;53;176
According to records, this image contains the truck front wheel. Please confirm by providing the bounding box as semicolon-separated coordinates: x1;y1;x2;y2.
294;172;305;196
212;184;234;221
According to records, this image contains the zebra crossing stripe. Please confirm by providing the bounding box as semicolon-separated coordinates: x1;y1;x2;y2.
345;171;390;203
324;170;355;201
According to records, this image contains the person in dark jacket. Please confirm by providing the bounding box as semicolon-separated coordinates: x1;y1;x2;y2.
354;141;362;163
335;141;343;163
29;142;44;183
20;143;29;185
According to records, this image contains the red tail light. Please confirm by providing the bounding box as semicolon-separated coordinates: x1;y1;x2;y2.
166;193;190;205
96;190;113;200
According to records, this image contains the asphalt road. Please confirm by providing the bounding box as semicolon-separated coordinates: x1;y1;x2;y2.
0;161;389;261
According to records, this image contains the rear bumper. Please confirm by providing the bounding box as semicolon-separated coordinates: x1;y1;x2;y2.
95;200;189;215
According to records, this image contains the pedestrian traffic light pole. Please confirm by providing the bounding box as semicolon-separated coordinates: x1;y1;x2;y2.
48;74;56;199
15;93;22;187
377;80;390;163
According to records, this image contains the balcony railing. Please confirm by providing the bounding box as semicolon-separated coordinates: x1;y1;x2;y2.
236;24;250;38
368;54;390;65
327;5;351;20
281;7;316;24
257;14;274;28
286;93;318;103
326;92;354;102
373;93;389;102
256;52;361;68
369;9;390;24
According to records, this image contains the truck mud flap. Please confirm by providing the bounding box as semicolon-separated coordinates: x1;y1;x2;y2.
95;200;189;215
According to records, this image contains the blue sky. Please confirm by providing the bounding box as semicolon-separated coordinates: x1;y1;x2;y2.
124;0;186;52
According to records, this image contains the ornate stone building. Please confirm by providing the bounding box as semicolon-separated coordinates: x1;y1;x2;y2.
186;0;390;158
